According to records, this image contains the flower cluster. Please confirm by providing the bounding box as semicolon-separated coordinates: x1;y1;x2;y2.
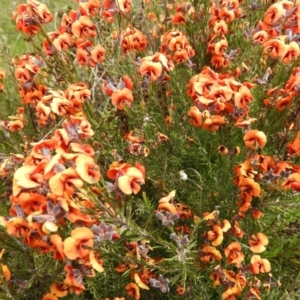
14;0;53;36
114;25;147;54
252;1;300;64
186;66;256;133
207;0;244;69
160;29;195;64
106;161;145;195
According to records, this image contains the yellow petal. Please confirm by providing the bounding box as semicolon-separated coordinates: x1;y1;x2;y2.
63;237;78;260
134;273;149;290
118;175;132;194
89;251;104;273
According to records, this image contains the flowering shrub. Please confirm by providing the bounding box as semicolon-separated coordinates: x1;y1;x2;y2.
0;0;300;299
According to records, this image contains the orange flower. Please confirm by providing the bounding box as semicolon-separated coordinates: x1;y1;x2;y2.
111;88;134;110
28;0;53;24
202;115;227;132
213;38;228;55
250;255;271;274
251;208;264;219
287;131;300;156
200;246;222;263
36;102;53;126
50;234;66;261
263;38;286;59
25;236;51;253
140;60;163;81
62;116;94;139
234;117;257;130
219;6;235;23
65;82;91;104
49;168;84;196
263;1;293;25
78;0;100;17
210;271;221;287
140;52;173;81
282;42;300;64
15;1;53;36
72;16;96;39
0;249;11;283
42;293;58;300
159;30;195;63
224;242;244;267
176;286;185;295
222;286;242;299
70;143;95;156
188;106;202;126
101;9;114;22
125;282;140;300
218;145;229;155
202;210;219;222
158;190;177;214
249;232;269;253
117;167;145;195
253;30;269;44
50;92;73;116
75;154;101;184
172;12;187;25
207;225;224;246
90;44;106;67
12;164;42;196
3;119;24;132
102;0;131;13
275;94;293;111
117;0;132;13
118;26;147;53
49;282;68;298
47;32;73;55
213;20;228;35
282;172;300;191
230;221;244;239
76;48;89;66
173;49;190;64
157;132;169;143
12;192;46;215
237;191;252;212
115;263;127;273
107;162;131;180
243;130;267;149
238;177;261;197
210;54;230;69
6;217;31;238
63;227;94;260
221;219;231;232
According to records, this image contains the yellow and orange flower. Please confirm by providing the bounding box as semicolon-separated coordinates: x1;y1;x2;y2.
200;246;222;263
63;227;94;260
207;225;224;246
249;232;269;253
111;88;134;110
224;242;244;267
125;282;140;300
117;166;145;195
250;255;271;274
243;130;267;149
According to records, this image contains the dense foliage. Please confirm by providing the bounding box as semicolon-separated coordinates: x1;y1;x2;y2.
0;0;300;299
